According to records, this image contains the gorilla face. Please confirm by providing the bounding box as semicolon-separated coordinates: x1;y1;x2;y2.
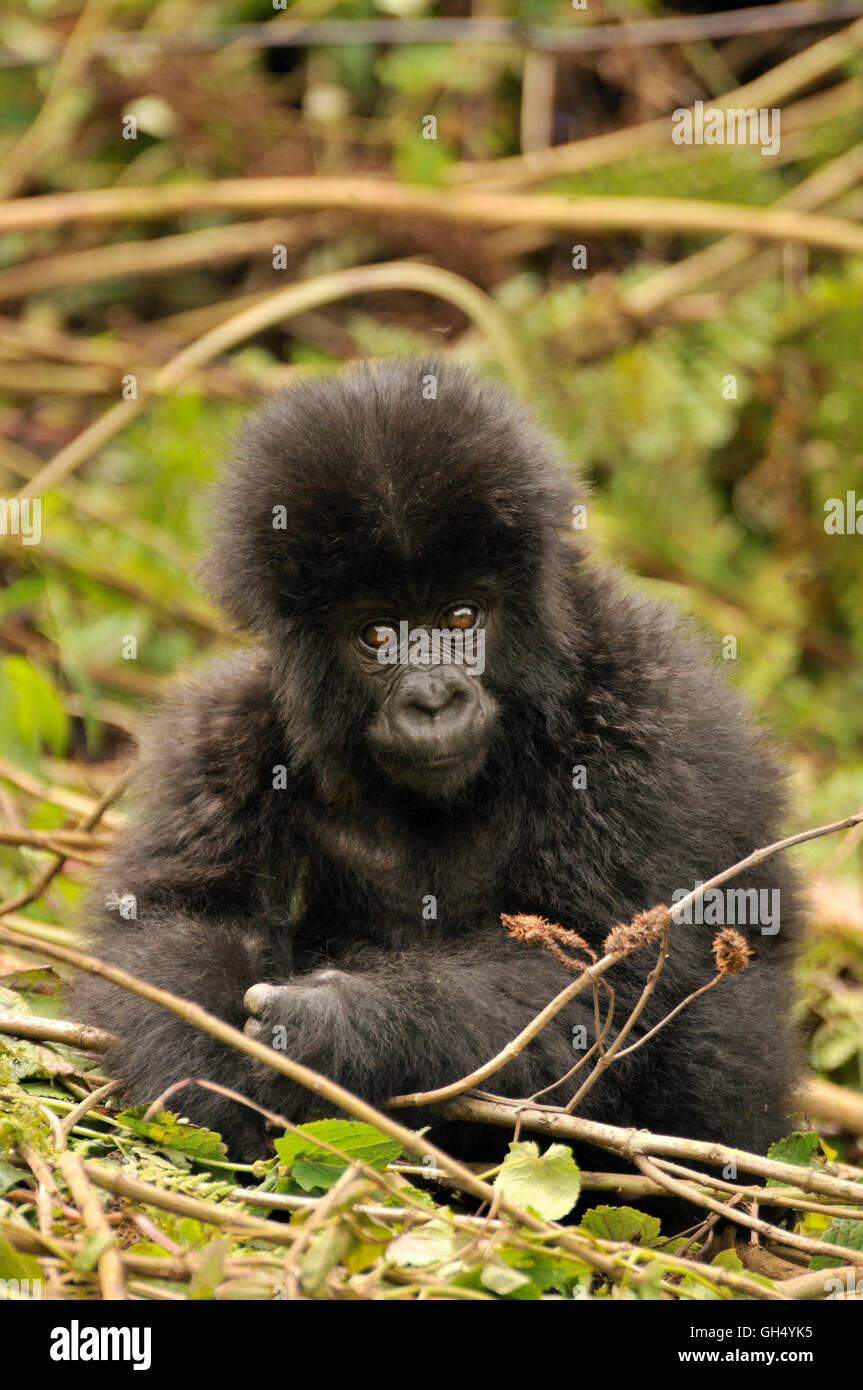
346;593;500;797
207;359;578;801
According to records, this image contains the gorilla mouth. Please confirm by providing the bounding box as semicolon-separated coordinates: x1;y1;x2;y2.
375;742;488;796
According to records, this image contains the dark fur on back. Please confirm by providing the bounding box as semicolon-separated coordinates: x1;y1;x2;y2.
71;359;802;1161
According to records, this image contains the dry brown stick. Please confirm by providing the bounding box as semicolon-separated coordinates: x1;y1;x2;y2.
20;1145;58;1200
597;1243;786;1301
2;179;863;256
18;1143;66;1299
798;1076;863;1133
59;1080;122;1140
0;0;115;201
565;929;671;1113
1;912;98;948
591;974;723;1064
0;755;124;830
649;1156;863;1222
57;1151;126;1301
635;1153;863;1266
0;316;135;366
780;1265;863;1300
0;1013;117;1051
0;841;104;867
5;2;861;68
79;1163;303;1246
0;1217;272;1283
526;979;615;1103
627;140;863;317
0;829;113;851
0;218;296;302
441;1095;863;1203
387;947;629;1108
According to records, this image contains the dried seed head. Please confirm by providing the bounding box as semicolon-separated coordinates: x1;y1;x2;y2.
501;913;594;972
501;912;553;942
712;927;752;976
603;904;670;956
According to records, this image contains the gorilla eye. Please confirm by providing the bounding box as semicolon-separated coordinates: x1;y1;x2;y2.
442;603;478;631
361;622;398;650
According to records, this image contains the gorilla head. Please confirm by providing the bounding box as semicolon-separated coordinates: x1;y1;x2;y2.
207;359;579;799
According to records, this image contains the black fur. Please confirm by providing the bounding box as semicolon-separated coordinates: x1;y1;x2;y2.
71;359;801;1161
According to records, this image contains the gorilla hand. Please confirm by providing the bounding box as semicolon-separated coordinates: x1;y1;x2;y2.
243;970;349;1049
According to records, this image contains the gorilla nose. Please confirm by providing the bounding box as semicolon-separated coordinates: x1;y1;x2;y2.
408;678;465;717
392;667;475;744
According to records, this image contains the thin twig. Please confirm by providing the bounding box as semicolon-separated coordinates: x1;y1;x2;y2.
57;1151;126;1301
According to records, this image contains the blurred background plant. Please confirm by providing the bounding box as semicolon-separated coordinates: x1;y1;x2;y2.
0;0;862;1149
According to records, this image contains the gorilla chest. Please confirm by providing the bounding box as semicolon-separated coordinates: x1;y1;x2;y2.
304;809;506;931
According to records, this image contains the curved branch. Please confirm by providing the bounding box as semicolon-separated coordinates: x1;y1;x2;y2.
2;179;863;256
13;260;527;501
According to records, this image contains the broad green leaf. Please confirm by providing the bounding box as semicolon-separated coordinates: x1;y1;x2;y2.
115;1107;228;1165
274;1119;402;1172
389;1219;457;1268
578;1205;661;1245
493;1141;581;1221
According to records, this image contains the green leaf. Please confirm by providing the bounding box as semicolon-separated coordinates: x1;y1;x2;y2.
493;1141;581;1221
389;1218;457;1268
712;1248;745;1272
188;1238;231;1300
300;1223;352;1294
809;1213;863;1271
766;1130;820;1185
3;656;69;758
115;1107;228;1166
274;1120;402;1175
479;1257;533;1295
291;1157;346;1194
0;1034;74;1083
810;1019;863;1073
0;1160;24;1196
73;1232;116;1273
578;1205;662;1245
0;1237;42;1284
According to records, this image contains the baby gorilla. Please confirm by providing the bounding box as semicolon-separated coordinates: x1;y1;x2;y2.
72;358;801;1160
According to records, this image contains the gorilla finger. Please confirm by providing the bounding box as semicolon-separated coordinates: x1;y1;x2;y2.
244;983;284;1016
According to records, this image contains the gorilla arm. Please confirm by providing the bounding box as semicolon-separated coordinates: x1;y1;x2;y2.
240;933;639;1120
72;909;280;1157
68;658;304;1154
